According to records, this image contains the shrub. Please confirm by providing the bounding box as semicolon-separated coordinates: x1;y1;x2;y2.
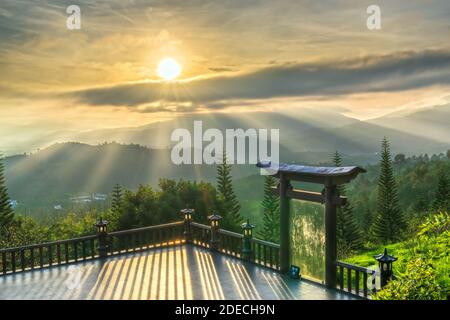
373;257;444;300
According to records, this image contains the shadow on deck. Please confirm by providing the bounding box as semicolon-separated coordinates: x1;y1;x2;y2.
0;244;356;300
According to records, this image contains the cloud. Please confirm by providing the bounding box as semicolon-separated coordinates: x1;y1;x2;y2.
208;67;234;72
65;50;450;110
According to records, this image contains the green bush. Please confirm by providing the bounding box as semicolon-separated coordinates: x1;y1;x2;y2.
372;212;449;300
373;258;443;300
0;215;50;248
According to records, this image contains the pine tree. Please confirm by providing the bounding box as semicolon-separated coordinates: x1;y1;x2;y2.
372;138;406;244
0;155;14;230
111;184;123;214
433;172;450;212
258;175;280;243
217;152;242;231
333;151;362;256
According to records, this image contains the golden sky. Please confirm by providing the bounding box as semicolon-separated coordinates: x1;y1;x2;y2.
0;0;450;141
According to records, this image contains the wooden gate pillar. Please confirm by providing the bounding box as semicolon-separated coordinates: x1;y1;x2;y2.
324;182;337;288
279;174;291;273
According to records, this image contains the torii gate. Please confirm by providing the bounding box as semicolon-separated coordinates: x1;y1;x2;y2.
257;162;366;288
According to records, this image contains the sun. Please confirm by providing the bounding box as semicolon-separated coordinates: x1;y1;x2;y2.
157;58;182;80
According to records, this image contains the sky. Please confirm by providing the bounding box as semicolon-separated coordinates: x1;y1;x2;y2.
0;0;450;142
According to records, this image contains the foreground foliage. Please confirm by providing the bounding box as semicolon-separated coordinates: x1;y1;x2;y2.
373;258;443;300
349;212;449;300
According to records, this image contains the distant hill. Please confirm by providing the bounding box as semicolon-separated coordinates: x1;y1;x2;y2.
2;105;449;211
369;103;450;145
72;109;359;149
297;121;447;154
3;141;365;208
57;105;450;155
1;109;358;154
2;106;449;156
3;142;260;208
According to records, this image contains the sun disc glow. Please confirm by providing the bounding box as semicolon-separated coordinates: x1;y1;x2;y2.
157;58;182;80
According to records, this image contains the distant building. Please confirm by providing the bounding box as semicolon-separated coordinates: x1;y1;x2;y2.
8;200;18;209
70;195;92;203
93;193;107;201
70;193;107;203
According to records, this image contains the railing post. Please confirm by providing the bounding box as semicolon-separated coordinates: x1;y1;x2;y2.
181;208;194;243
241;219;255;261
94;218;109;259
207;213;222;251
374;248;397;288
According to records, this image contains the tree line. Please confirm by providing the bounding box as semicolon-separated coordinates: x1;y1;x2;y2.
1;142;449;256
0;152;245;247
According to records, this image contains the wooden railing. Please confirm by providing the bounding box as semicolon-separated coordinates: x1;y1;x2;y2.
0;235;98;275
0;221;184;276
190;223;280;270
4;218;369;299
190;222;211;248
107;221;184;255
251;238;280;270
336;261;376;298
217;229;243;257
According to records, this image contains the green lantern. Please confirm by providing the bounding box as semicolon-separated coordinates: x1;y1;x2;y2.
181;208;194;241
207;213;222;251
208;213;222;229
374;248;397;288
241;219;255;260
94;217;109;258
94;217;109;234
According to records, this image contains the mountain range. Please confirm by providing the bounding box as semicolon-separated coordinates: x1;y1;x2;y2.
3;104;449;156
2;104;449;210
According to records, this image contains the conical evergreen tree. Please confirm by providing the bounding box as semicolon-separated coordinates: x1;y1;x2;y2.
372;138;406;244
258;175;280;243
111;183;123;214
433;172;449;212
0;155;14;230
217;152;242;231
333;151;362;256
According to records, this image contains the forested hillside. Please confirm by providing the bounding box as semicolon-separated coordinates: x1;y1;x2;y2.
235;152;450;237
4;142;254;211
2;142;380;213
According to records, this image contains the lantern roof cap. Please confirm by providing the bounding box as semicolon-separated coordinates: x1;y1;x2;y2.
94;217;109;227
208;213;222;221
374;248;397;262
241;219;255;229
180;208;194;214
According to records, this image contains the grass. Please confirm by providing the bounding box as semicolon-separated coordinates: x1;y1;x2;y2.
344;242;410;268
344;213;449;299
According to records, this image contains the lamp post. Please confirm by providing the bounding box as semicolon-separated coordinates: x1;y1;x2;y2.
94;217;109;258
207;213;222;251
241;219;255;260
374;248;397;288
181;208;194;242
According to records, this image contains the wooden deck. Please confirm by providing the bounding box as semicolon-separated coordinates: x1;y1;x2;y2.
0;244;356;300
